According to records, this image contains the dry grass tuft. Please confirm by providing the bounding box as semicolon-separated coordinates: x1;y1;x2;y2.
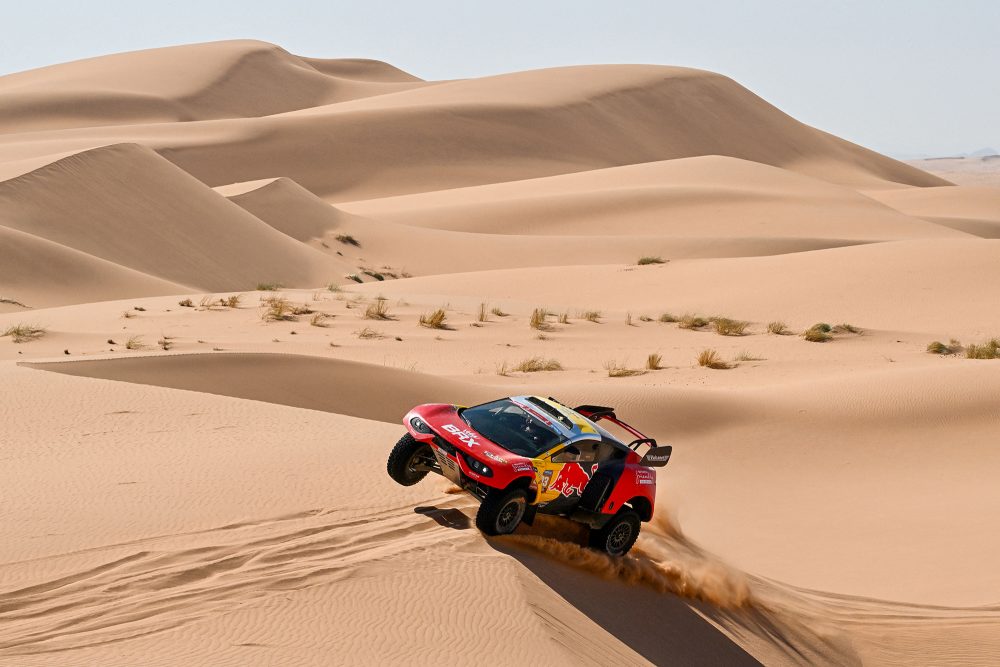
639;315;653;322
712;318;749;336
2;324;46;343
558;311;570;324
603;360;646;377
767;321;791;335
581;310;602;323
734;350;765;362
256;282;283;291
658;313;678;323
646;353;663;370
926;340;958;355
125;335;145;350
364;298;393;320
477;302;489;322
310;313;332;327
625;312;635;326
803;323;832;342
335;234;360;247
495;360;511;376
833;323;861;334
222;294;243;308
158;337;173;351
637;256;666;265
261;295;296;322
346;274;363;284
355;327;383;339
529;308;551;331
513;357;564;372
178;298;194;308
121;310;136;319
419;308;449;329
491;306;509;317
966;339;1000;359
697;348;732;369
678;314;709;330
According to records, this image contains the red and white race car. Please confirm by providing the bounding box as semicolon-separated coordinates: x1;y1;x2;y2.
386;395;671;556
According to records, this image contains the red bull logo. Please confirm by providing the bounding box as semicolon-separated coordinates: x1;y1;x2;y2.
549;463;593;497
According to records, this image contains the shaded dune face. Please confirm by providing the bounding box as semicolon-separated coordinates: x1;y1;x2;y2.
2;39;999;667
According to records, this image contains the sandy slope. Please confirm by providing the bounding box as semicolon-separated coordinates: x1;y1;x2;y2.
2;39;998;666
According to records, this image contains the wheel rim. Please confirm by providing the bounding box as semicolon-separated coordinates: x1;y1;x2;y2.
607;521;633;553
496;498;525;533
405;446;432;481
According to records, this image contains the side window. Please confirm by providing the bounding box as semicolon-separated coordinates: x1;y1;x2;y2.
575;441;599;463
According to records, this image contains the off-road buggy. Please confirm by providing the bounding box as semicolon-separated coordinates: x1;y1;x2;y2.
386;396;671;556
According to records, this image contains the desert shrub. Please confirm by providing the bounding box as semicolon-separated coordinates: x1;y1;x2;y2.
803;323;832;342
637;256;666;265
713;318;749;336
603;360;646;377
346;274;363;284
256;282;283;291
178;298;194;307
966;340;1000;359
419;309;449;329
364;298;392;320
697;348;731;369
335;234;360;247
362;270;384;281
125;335;145;350
767;321;791;335
291;304;315;315
529;308;550;331
310;313;332;327
678;314;709;330
261;295;296;321
513;357;564;372
639;315;653;322
659;313;678;323
646;353;663;370
2;324;46;343
222;294;242;308
582;310;602;323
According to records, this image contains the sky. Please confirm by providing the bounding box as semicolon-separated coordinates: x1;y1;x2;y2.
1;0;996;157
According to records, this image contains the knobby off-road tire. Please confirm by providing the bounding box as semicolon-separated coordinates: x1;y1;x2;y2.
386;433;433;486
589;509;641;556
475;487;528;536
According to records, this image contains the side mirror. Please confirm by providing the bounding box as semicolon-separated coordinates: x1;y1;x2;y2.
552;445;580;463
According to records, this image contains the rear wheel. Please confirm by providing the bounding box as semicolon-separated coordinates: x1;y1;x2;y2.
386;433;434;486
589;509;641;556
475;487;528;536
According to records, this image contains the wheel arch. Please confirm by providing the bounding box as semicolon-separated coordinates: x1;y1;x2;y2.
626;496;653;522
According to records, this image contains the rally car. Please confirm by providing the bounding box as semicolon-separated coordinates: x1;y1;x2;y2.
386;396;671;556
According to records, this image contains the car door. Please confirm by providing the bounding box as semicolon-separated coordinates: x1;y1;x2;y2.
532;438;601;513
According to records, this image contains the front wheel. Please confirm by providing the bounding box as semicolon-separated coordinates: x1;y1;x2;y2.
386;433;434;486
589;509;641;556
475;487;528;535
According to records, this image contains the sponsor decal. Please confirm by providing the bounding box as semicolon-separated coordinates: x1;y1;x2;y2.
549;462;592;497
635;469;655;486
541;469;554;492
442;423;479;447
483;450;507;464
512;461;533;473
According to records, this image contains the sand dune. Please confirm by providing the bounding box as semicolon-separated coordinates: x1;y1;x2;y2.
355;238;1000;335
0;40;426;134
0;143;344;300
340;156;962;239
868;185;1000;237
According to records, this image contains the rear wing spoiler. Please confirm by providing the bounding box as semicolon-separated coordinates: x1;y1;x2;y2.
573;404;670;466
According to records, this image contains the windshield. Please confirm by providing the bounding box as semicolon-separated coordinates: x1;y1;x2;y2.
461;399;563;457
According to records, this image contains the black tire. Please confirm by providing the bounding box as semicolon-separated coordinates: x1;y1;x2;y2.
475;487;528;536
589;509;641;556
386;433;434;486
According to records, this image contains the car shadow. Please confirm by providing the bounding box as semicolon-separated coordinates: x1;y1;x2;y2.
414;506;471;530
488;540;763;666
